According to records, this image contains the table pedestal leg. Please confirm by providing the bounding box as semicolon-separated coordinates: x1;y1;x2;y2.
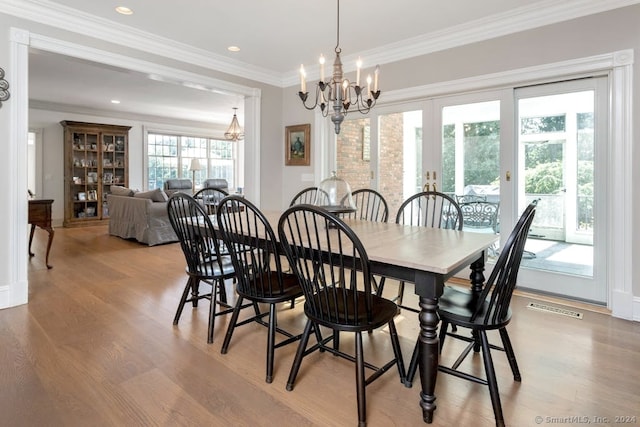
469;253;486;352
418;296;439;423
469;252;486;305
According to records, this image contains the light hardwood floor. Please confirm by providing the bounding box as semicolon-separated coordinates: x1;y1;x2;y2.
3;225;639;426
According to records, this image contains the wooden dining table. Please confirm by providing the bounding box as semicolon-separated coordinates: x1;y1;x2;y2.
254;211;499;423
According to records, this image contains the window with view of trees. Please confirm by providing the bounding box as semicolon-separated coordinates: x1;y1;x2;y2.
441;120;501;194
522;112;594;231
147;133;235;190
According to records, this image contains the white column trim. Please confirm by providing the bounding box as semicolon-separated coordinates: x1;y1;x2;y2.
243;93;261;206
1;28;30;309
608;52;634;319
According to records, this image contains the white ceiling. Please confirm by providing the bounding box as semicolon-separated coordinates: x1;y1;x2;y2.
21;0;639;126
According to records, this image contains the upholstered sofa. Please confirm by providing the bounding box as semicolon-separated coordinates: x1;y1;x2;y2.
107;179;229;246
107;186;178;246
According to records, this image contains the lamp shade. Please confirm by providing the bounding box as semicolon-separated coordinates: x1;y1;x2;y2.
189;158;202;171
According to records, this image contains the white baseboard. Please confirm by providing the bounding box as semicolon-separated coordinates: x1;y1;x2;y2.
0;282;28;310
611;289;635;321
633;296;640;322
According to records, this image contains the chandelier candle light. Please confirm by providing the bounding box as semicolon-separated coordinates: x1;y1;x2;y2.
298;0;380;135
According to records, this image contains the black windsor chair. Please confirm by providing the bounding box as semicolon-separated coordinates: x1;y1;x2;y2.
342;188;389;295
216;196;304;383
289;186;329;207
194;186;229;215
167;193;242;343
342;188;389;222
407;201;537;427
278;205;406;427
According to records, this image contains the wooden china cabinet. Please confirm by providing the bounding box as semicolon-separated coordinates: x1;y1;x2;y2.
61;121;131;227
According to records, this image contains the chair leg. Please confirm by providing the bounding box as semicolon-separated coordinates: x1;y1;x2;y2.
218;277;228;304
173;277;193;325
314;323;325;353
388;321;407;384
207;279;221;344
287;319;314;391
499;328;521;382
406;339;419;385
355;331;367;427
375;276;386;296
480;331;505;427
265;303;277;383
438;319;450;351
397;281;405;306
333;330;340;354
221;296;245;354
191;277;200;307
473;330;481;353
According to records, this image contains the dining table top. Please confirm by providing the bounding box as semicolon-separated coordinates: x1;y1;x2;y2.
259;210;498;277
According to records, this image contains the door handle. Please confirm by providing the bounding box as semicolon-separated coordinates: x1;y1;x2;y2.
432;182;437;192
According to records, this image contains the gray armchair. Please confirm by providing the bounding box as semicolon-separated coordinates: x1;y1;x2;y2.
203;178;229;193
164;179;193;196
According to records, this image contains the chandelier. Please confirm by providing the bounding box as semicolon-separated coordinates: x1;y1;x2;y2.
224;107;244;141
298;0;380;135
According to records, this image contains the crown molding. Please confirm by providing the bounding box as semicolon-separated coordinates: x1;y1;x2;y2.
29;99;227;131
4;0;639;88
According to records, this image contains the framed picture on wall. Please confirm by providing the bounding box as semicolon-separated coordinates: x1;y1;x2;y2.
285;124;310;166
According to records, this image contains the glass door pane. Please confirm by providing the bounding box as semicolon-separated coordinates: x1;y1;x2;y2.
439;100;502;264
441;101;501;203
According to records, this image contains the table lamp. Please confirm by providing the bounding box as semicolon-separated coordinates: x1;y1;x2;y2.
189;158;202;192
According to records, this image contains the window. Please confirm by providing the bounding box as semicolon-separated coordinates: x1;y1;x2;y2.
147;132;236;190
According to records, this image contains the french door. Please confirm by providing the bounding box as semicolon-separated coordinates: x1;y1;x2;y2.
513;77;607;303
334;77;608;304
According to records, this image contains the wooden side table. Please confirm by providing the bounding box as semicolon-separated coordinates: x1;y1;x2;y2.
28;199;54;269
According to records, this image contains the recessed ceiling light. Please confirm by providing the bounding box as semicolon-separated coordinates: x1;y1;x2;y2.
115;6;133;15
111;100;121;104
227;46;240;52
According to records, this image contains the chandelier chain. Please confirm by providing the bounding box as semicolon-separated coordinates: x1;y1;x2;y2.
335;0;340;54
